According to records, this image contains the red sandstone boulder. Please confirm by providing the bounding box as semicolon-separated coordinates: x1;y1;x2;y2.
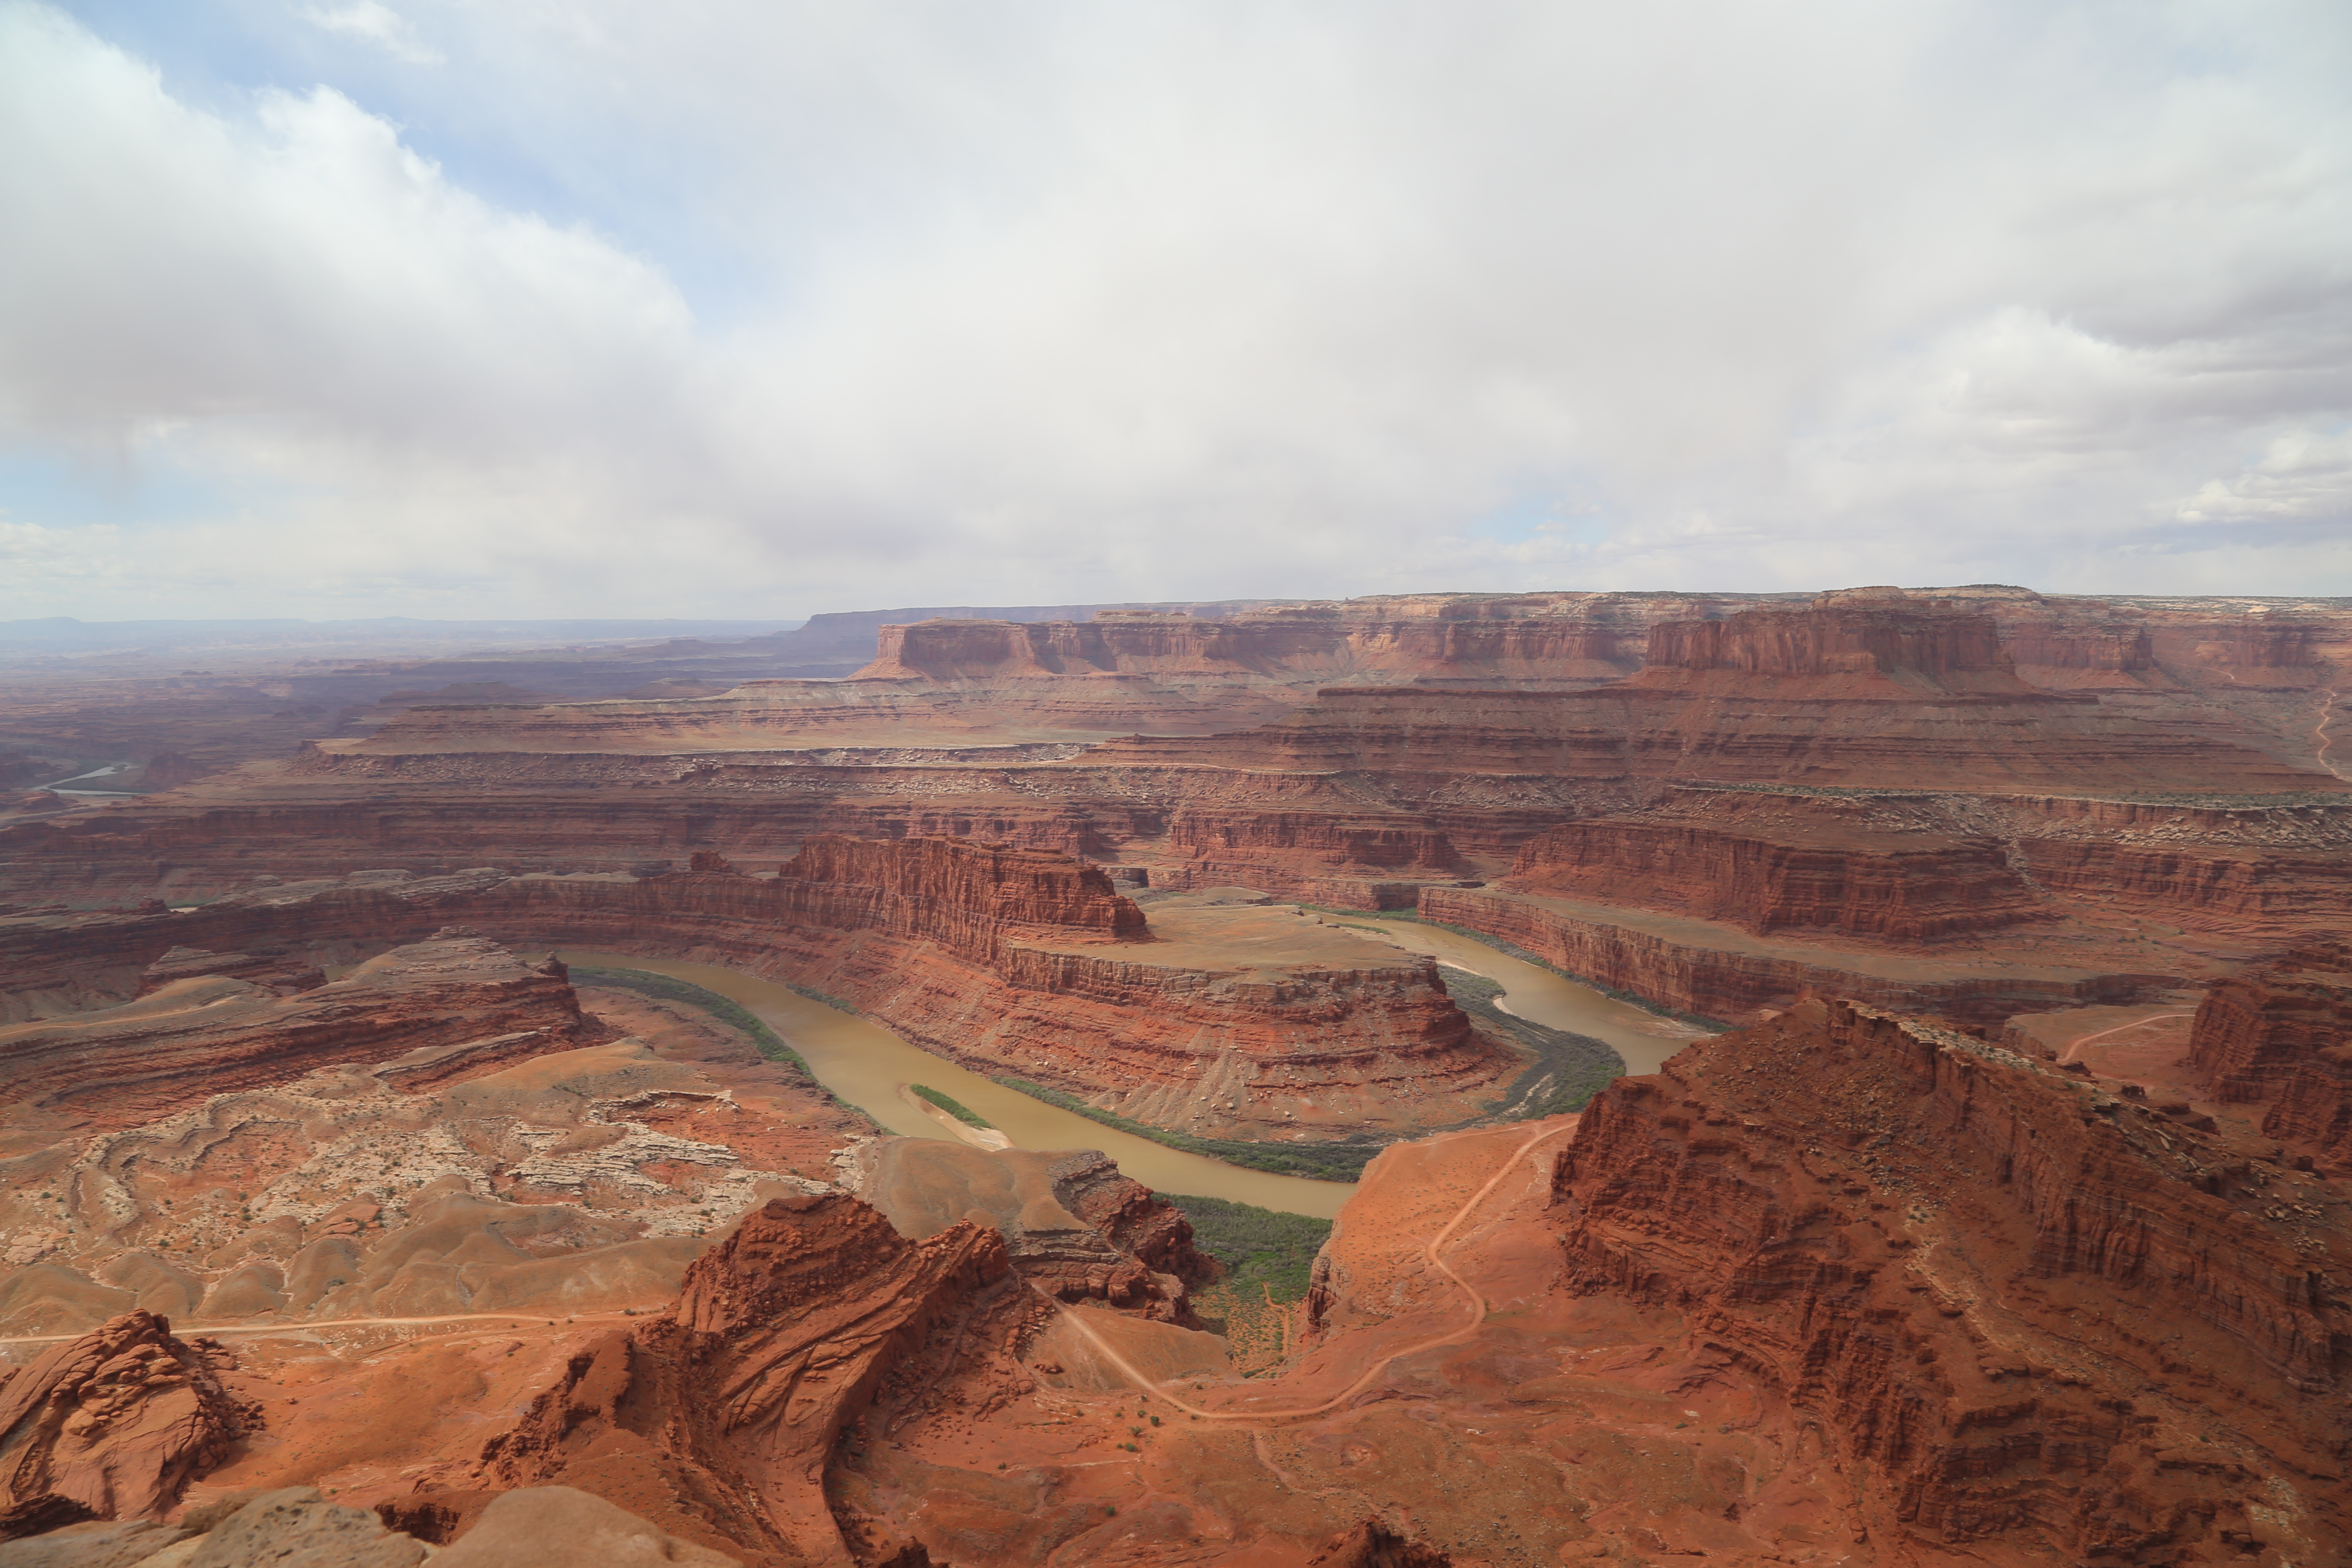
0;1311;249;1529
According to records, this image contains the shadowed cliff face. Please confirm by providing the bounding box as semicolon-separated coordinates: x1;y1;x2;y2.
2190;940;2352;1173
1552;998;2352;1564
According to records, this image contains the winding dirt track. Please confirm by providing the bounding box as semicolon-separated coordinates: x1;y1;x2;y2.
2315;683;2348;781
2058;1011;2193;1064
1056;1119;1576;1423
0;1310;599;1348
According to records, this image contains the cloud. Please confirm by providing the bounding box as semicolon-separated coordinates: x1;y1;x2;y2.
2174;428;2352;529
297;3;441;66
0;0;2348;618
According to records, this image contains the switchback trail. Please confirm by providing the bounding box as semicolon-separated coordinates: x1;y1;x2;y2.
2315;682;2349;781
1056;1119;1575;1423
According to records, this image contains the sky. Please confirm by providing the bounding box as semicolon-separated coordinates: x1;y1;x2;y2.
2;0;2349;621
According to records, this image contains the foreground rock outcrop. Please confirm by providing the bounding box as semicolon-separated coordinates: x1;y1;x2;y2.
1553;997;2352;1562
469;1192;1016;1565
0;1311;248;1530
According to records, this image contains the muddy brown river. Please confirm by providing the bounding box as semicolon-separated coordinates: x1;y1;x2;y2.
560;922;1700;1220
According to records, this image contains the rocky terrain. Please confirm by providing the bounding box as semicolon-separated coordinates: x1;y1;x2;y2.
0;581;2346;1564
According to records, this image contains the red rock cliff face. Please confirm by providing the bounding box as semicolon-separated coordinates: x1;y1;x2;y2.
2188;943;2352;1174
1553;998;2352;1563
2020;840;2352;934
0;1309;249;1528
854;596;1700;686
2190;941;2352;1103
1416;885;2156;1025
0;931;593;1131
1096;603;2336;792
773;834;1145;964
1504;820;2051;941
1642;603;2021;690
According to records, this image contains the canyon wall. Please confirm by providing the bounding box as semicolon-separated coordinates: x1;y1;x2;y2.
1502;819;2051;941
1417;885;2161;1025
1553;997;2351;1562
0;932;594;1130
1642;600;2023;691
2190;941;2352;1103
769;834;1146;962
0;840;1514;1139
2188;942;2352;1175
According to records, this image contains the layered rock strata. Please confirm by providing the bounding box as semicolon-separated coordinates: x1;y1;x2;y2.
472;1193;1017;1566
134;945;325;997
1502;818;2053;941
1097;601;2340;793
1553;997;2351;1562
0;933;594;1133
0;845;1515;1138
2189;941;2352;1173
0;1310;249;1527
1418;884;2165;1025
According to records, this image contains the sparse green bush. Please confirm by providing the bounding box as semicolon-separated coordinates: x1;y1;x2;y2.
912;1084;992;1129
991;1078;1382;1180
1167;1195;1333;1305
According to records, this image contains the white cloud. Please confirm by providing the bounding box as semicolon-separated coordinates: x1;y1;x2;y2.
0;0;2348;618
2175;429;2352;527
297;3;441;66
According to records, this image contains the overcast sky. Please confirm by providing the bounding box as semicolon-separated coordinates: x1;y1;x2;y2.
3;1;2349;620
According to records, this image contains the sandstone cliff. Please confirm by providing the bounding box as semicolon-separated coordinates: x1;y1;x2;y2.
0;931;594;1133
771;834;1146;962
2188;941;2352;1174
1418;885;2162;1025
1503;818;2052;941
1092;600;2342;792
1553;997;2351;1562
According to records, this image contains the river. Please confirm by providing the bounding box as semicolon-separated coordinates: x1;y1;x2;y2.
1323;914;1711;1075
557;949;1357;1218
557;921;1702;1222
